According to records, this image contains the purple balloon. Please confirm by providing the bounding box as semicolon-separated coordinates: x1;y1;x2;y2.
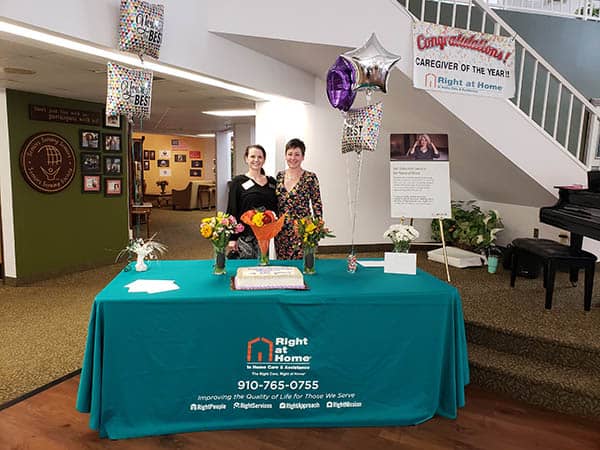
326;56;356;112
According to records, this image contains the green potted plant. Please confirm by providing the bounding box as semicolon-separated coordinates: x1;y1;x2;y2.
431;200;504;255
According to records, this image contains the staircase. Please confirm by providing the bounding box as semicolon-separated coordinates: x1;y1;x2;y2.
467;321;600;418
399;0;600;418
398;0;599;175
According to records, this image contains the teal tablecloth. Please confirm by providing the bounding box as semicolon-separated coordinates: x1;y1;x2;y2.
76;259;469;439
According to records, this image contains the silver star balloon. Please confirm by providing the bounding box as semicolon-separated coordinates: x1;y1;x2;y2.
342;33;401;94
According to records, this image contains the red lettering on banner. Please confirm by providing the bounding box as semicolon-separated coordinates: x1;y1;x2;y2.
416;32;511;63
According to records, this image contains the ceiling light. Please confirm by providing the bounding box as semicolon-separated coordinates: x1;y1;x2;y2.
202;109;256;117
195;133;215;138
0;19;281;102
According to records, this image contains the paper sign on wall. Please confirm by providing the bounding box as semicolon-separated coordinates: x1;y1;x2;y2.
390;133;451;219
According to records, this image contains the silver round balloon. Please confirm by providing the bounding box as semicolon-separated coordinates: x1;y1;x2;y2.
342;33;401;94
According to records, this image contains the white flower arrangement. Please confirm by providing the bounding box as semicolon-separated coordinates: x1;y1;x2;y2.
117;234;167;271
383;224;420;243
384;224;419;253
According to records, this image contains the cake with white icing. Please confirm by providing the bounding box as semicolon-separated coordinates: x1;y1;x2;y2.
234;266;305;290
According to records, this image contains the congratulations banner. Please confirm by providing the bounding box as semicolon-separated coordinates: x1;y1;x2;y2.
413;22;515;98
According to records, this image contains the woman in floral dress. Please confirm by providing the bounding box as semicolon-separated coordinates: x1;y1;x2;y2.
275;138;323;259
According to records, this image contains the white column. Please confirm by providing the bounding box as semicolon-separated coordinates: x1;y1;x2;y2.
0;88;16;278
255;99;309;176
215;130;233;212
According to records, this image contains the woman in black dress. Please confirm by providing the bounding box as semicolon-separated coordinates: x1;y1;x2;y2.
226;145;278;259
408;134;440;160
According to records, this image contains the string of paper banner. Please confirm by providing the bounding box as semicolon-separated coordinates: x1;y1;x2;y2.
106;0;164;205
325;33;451;281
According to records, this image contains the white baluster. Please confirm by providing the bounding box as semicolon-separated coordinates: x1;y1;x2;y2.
528;60;539;118
541;71;551;128
564;93;574;149
516;48;526;109
553;84;562;139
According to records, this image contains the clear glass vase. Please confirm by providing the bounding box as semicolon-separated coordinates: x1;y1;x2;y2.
213;245;226;275
303;245;316;275
393;240;411;253
257;239;269;266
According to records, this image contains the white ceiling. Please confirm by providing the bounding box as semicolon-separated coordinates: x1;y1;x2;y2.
0;33;350;136
216;33;350;80
0;37;260;135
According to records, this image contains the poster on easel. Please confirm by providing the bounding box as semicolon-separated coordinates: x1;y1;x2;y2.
390;133;451;219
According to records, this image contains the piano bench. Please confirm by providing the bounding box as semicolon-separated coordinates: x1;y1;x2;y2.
510;238;597;311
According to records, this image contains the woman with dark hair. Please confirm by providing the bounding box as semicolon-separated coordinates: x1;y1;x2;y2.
275;138;323;260
226;145;278;259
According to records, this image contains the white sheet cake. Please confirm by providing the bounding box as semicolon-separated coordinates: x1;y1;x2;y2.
234;266;304;290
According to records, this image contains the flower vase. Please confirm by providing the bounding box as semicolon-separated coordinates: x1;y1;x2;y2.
257;239;270;266
347;252;357;273
393;240;411;253
213;246;226;275
303;245;316;275
135;254;148;272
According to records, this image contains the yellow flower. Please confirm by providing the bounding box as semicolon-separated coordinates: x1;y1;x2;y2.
200;224;213;238
305;222;316;234
251;212;264;227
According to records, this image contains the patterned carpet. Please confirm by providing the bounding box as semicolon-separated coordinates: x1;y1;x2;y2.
1;208;599;412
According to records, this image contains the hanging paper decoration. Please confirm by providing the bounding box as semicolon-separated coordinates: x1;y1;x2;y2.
326;56;357;112
106;62;153;119
119;0;164;59
342;33;401;94
341;102;383;154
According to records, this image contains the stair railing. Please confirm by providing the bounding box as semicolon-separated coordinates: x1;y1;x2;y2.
486;0;600;22
397;0;600;166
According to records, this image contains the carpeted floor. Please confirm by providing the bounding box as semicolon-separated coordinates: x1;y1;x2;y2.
1;208;599;405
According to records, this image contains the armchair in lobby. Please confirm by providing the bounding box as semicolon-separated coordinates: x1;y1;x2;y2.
171;182;200;210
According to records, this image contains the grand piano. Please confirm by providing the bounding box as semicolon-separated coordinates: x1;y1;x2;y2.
540;170;600;252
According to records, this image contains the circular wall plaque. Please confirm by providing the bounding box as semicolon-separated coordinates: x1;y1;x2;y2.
20;132;76;193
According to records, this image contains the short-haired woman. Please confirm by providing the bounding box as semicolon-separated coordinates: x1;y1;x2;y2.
275;138;323;260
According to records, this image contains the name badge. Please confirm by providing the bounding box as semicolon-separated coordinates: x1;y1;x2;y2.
242;179;254;190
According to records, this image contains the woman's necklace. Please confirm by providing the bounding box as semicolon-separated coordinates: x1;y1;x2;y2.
285;170;302;182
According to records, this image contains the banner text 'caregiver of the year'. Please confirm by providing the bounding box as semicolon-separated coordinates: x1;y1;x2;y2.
413;22;515;98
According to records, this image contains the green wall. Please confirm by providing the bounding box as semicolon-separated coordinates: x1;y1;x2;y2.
7;90;128;283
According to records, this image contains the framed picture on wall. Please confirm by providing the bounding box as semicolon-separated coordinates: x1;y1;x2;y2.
104;156;122;175
143;150;149;160
157;159;169;168
103;134;121;152
191;160;203;168
174;154;186;162
105;178;122;196
82;175;101;193
80;152;101;173
148;150;156;160
143;160;150;171
80;130;100;149
190;169;202;177
103;110;121;129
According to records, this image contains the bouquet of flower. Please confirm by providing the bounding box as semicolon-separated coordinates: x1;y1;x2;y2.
200;211;244;249
116;234;167;272
383;224;419;253
295;217;335;249
240;208;285;264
